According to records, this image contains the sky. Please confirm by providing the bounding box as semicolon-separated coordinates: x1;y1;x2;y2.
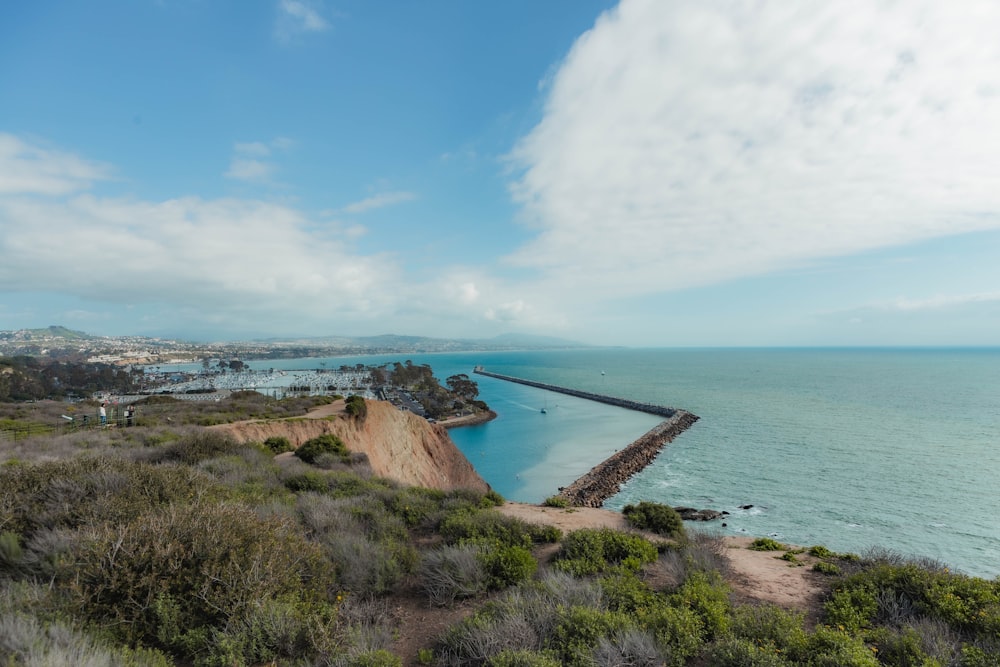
2;0;1000;347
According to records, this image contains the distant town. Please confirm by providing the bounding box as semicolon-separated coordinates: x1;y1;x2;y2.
0;325;584;365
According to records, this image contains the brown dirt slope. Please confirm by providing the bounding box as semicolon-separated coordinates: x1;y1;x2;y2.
212;399;489;493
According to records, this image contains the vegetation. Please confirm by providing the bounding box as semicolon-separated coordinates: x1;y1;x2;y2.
2;396;998;666
622;500;685;537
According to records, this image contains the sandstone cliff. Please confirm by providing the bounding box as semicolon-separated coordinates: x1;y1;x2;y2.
212;400;489;493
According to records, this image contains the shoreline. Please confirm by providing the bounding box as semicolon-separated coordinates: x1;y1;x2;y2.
437;409;497;429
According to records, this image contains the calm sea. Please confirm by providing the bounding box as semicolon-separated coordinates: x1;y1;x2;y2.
239;348;999;578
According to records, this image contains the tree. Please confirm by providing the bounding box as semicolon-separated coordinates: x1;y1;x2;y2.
446;374;479;401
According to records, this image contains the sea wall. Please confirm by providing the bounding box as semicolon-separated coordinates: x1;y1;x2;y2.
556;410;700;507
472;368;679;417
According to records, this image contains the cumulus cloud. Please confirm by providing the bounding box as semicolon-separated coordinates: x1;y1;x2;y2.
508;0;1000;298
341;191;416;214
0;135;549;338
0;134;110;195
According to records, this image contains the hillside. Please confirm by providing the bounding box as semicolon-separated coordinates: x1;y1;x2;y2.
212;398;489;493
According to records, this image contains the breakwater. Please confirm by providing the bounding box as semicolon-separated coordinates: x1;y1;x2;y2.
472;368;679;417
556;410;699;507
472;367;699;507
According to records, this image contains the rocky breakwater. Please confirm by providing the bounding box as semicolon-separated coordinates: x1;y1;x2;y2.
473;368;679;418
556;410;700;508
212;400;489;493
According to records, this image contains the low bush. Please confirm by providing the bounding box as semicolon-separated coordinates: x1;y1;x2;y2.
543;495;569;508
749;537;784;551
622;501;685;538
58;500;336;662
295;434;351;464
707;636;792;667
809;544;836;559
441;509;560;549
264;435;293;454
728;603;806;654
161;430;246;464
345;394;368;420
549;605;634;666
813;561;841;576
419;545;488;605
476;542;538;590
553;528;658;576
666;570;731;641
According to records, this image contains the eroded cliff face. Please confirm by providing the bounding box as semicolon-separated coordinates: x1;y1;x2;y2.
212;400;489;493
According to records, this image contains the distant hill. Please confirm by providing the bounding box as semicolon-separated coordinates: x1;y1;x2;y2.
0;326;587;360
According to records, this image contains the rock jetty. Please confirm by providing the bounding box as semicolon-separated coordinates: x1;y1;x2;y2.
472;368;679;417
473;367;700;508
556;410;700;507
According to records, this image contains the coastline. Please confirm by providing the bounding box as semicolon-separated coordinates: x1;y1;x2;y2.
437;409;497;429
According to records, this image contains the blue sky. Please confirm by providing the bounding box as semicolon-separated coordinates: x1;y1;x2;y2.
2;0;999;346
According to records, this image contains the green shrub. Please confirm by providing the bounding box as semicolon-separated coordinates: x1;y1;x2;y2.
798;626;879;666
809;545;835;559
667;570;731;641
342;649;402;667
163;430;245;464
264;435;293;454
813;561;841;576
543;495;569;508
707;636;792;667
622;501;685;537
476;542;538;590
441;509;558;548
60;500;335;660
483;489;506;507
749;537;784;551
823;586;878;634
0;531;23;571
0;457;217;536
345;395;368;421
729;603;806;654
284;471;331;493
295;434;350;464
553;528;658;576
549;606;633;666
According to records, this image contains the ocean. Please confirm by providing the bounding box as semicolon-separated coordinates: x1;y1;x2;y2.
237;347;999;579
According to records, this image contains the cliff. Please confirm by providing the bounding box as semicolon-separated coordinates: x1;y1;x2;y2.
212;400;489;493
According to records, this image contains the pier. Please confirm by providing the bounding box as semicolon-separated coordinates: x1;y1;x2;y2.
472;367;699;507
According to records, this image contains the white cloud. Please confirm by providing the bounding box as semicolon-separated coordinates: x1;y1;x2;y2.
233;141;271;157
891;292;1000;312
0;133;110;195
342;191;416;214
275;0;329;42
224;138;293;183
225;158;273;182
508;0;1000;299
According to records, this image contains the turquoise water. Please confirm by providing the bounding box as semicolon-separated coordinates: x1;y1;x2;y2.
245;348;1000;578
